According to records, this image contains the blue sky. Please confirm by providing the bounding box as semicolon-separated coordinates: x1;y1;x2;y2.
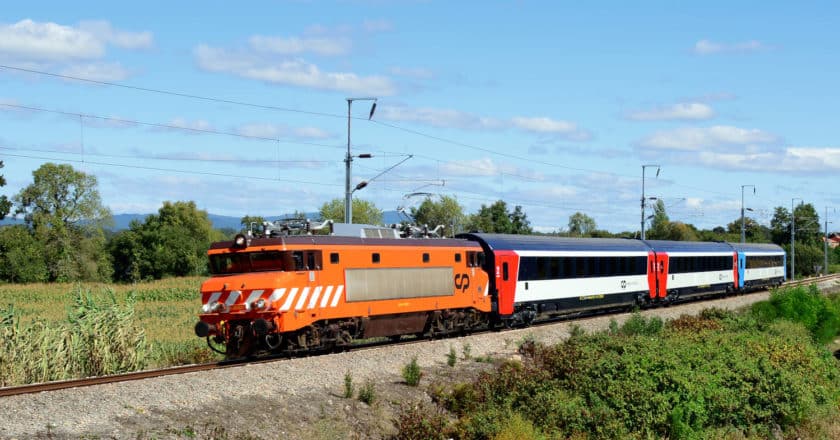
1;1;838;233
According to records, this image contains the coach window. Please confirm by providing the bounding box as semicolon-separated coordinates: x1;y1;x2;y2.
372;253;380;264
423;253;430;263
330;252;339;264
502;262;509;281
455;253;462;263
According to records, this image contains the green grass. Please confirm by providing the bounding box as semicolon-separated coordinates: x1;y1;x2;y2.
0;276;219;384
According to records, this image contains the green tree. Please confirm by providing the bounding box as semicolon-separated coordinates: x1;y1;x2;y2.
240;215;266;231
0;225;48;283
13;163;112;281
647;200;670;239
319;198;383;225
409;195;466;236
770;203;821;247
568;212;597;236
108;201;222;282
466;200;532;234
0;160;10;221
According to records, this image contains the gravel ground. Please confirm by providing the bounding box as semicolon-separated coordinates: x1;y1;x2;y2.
1;278;838;440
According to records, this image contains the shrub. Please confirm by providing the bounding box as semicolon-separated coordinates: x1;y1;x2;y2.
434;315;840;439
620;312;663;336
447;345;457;367
392;403;451;440
358;379;376;404
752;285;840;344
461;342;472;360
402;356;422;386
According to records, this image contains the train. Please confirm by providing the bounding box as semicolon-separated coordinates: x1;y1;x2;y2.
194;223;786;357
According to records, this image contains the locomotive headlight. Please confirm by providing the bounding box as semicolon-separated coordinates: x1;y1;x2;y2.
210;301;228;313
232;233;249;249
252;298;267;311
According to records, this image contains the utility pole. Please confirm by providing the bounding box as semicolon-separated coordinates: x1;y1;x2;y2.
344;97;377;223
826;206;835;275
640;164;660;240
740;185;755;243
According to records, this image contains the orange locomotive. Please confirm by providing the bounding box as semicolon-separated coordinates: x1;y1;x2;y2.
195;231;491;356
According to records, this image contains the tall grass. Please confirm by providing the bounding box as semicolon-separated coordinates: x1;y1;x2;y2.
0;277;216;374
0;287;148;386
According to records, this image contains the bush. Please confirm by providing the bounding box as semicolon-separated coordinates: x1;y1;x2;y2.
447;345;457;367
392;403;450;440
431;313;840;439
752;285;840;344
358;379;376;405
402;356;422;386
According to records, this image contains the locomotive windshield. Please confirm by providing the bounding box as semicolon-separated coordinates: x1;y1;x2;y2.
208;250;322;274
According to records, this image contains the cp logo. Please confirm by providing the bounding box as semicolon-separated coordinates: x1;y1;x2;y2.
455;273;471;292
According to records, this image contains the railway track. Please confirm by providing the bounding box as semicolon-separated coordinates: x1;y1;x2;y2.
2;273;838;398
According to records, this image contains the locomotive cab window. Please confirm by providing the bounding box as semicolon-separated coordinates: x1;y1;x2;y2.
372;253;380;263
209;250;322;274
455;253;462;263
330;252;339;264
422;253;430;263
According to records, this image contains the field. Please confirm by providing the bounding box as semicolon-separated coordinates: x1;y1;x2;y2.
0;276;219;376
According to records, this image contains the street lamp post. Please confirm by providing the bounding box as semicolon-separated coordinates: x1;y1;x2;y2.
345;97;377;224
791;198;802;281
640;164;660;240
740;185;755;243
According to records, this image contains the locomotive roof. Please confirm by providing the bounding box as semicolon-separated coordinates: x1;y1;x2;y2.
726;242;785;253
641;240;734;253
209;235;480;250
457;233;652;252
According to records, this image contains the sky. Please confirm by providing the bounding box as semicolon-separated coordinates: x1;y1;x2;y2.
0;1;838;234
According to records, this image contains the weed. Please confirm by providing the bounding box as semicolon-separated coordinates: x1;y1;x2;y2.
402;356;422;386
447;346;457;367
358;379;376;405
343;371;354;398
461;342;472;360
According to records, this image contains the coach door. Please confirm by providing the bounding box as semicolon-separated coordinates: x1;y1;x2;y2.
493;251;518;316
653;252;669;299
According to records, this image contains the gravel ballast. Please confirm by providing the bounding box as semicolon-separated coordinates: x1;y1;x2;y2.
1;279;838;439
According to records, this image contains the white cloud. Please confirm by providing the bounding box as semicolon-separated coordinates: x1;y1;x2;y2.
389;66;435;79
293;126;331;139
78;20;153;50
248;35;350;56
166;118;214;132
626;102;715;121
379;105;591;140
362;19;393;33
0;19;103;61
60;62;130;81
378;105;503;130
237;123;282;139
693;39;768;55
639;125;778;151
510;116;591;140
236;122;333;140
193;44;396;96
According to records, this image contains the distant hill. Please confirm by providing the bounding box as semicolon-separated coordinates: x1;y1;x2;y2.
1;210;410;231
